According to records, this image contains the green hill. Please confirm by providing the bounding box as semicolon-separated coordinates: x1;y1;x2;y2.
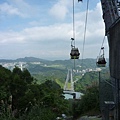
75;69;110;93
0;57;109;89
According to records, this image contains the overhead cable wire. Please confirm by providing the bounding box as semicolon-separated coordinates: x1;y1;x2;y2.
103;79;115;88
98;35;106;56
81;0;89;64
72;0;76;69
72;0;75;47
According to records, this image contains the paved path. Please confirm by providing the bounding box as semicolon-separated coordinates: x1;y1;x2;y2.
76;116;102;120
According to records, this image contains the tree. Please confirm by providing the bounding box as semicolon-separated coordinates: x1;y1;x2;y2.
10;67;34;116
74;84;100;118
0;66;72;119
0;65;12;114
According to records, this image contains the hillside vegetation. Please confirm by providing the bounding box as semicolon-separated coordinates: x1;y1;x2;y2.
75;69;110;93
0;57;109;91
0;65;72;120
0;57;110;119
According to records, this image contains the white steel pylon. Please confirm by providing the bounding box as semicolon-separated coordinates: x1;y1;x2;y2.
64;69;74;91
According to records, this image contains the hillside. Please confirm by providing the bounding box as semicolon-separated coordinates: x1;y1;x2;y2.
0;57;109;88
0;57;109;70
74;69;110;93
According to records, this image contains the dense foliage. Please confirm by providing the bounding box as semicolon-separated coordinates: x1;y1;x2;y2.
73;84;100;119
0;65;71;120
0;60;110;120
74;69;110;93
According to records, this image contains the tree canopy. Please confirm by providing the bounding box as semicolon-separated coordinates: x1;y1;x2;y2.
0;66;71;120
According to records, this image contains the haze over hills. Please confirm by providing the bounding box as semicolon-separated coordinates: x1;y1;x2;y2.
0;56;109;90
0;56;109;65
0;57;109;73
0;57;48;63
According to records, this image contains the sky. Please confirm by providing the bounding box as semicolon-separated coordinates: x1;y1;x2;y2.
0;0;109;60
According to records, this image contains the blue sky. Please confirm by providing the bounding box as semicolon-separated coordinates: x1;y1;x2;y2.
0;0;109;60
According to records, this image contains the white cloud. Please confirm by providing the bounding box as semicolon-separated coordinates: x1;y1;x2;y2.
75;2;105;44
0;23;72;44
0;0;39;18
0;1;108;60
49;0;71;20
8;0;38;17
0;31;25;44
0;2;24;17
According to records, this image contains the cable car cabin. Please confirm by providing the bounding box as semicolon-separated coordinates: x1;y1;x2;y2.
70;48;80;59
96;55;107;67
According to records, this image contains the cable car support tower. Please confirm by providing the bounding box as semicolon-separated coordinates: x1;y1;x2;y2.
100;0;120;119
64;69;74;91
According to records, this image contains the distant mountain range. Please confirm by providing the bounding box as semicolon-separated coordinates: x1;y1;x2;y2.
0;57;109;69
0;57;109;87
0;57;48;63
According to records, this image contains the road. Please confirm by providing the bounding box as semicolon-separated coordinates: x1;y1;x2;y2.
76;116;102;120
